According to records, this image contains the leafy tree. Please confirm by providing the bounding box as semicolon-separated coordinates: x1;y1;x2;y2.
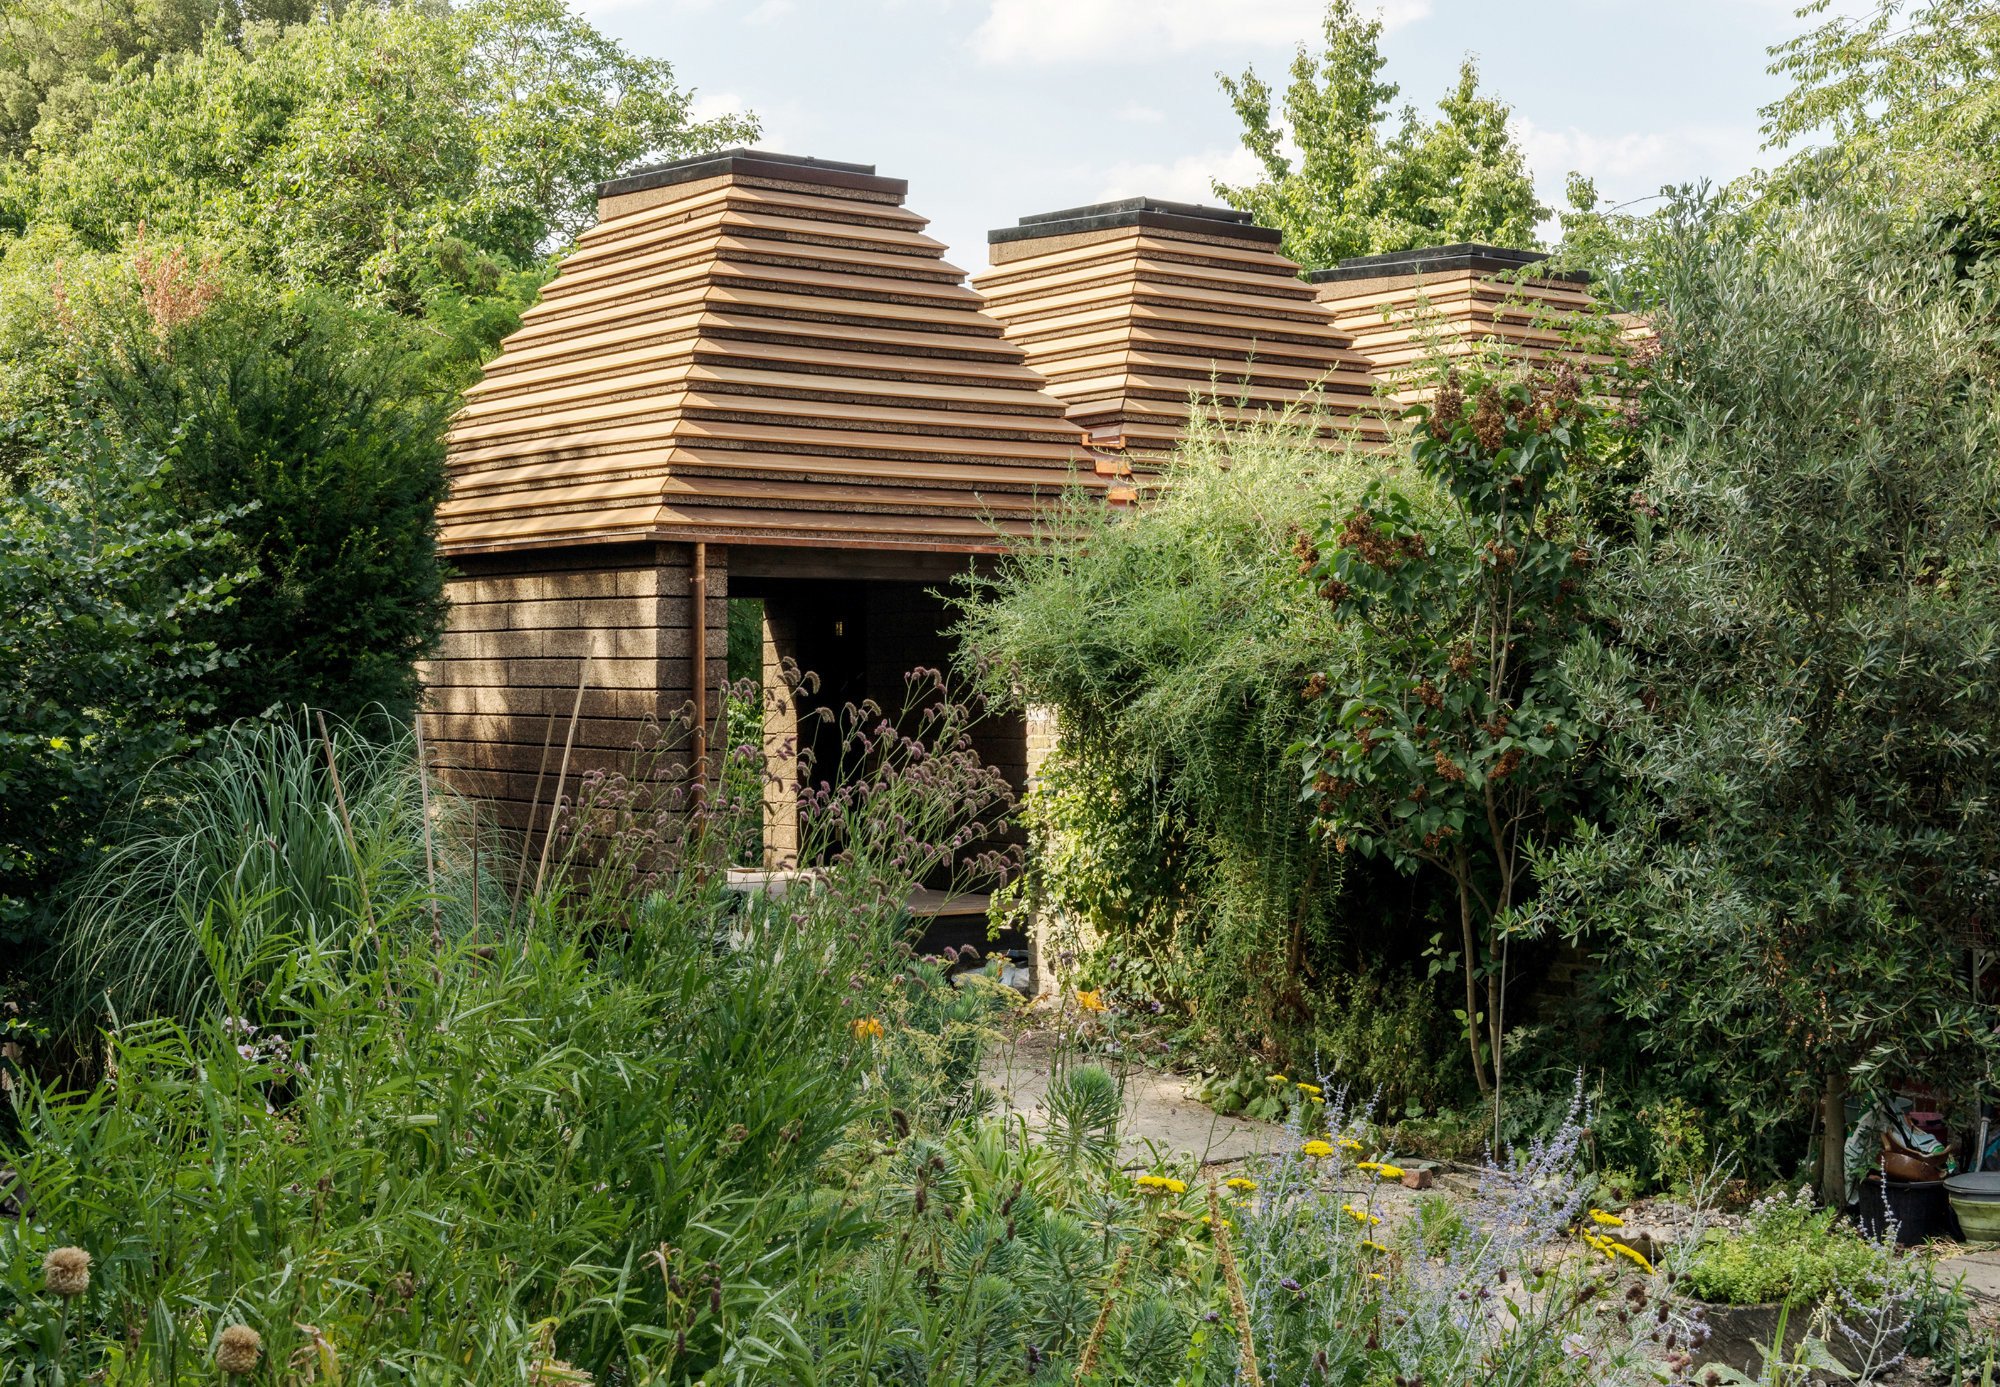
0;0;335;157
1214;0;1546;271
93;263;454;724
1763;0;2000;258
0;415;245;951
956;423;1441;1072
1;0;755;314
1540;195;2000;1204
1293;360;1629;1101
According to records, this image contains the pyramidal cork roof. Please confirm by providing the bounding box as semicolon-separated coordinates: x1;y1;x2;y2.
437;149;1112;556
974;198;1386;457
1308;244;1599;404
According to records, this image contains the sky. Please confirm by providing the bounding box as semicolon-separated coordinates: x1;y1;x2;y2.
576;0;1864;271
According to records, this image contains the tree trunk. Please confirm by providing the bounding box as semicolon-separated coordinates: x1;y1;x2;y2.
1819;1071;1848;1209
1488;938;1505;1148
1454;851;1491;1094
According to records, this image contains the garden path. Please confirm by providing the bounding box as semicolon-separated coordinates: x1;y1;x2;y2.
978;1025;1283;1168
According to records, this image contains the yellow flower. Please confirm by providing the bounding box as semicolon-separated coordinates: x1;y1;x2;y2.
1589;1209;1624;1228
1611;1242;1656;1275
1361;1239;1389;1255
1369;1272;1386;1281
1075;989;1107;1012
1336;1137;1364;1152
1356;1161;1381;1172
1200;1215;1233;1231
1342;1204;1381;1227
850;1016;885;1041
1302;1140;1335;1159
1310;1095;1326;1104
1224;1177;1257;1192
1267;1073;1288;1084
1135;1174;1187;1195
1374;1164;1405;1181
1295;1082;1323;1097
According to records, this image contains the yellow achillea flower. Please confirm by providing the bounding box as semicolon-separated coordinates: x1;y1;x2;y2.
1374;1164;1405;1181
1267;1073;1288;1084
1342;1204;1381;1227
850;1016;885;1041
1612;1242;1655;1274
1224;1176;1257;1192
1336;1137;1364;1152
1369;1272;1386;1281
1075;989;1107;1012
1135;1174;1187;1195
1362;1240;1389;1255
1301;1140;1335;1159
1589;1209;1625;1228
1295;1082;1323;1097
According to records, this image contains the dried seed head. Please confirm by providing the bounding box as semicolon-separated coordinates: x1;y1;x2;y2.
1470;386;1507;452
215;1324;263;1376
42;1246;90;1298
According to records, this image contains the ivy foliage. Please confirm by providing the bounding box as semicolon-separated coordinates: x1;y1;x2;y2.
1213;0;1545;270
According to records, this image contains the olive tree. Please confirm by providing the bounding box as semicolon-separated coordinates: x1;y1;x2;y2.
1542;193;2000;1205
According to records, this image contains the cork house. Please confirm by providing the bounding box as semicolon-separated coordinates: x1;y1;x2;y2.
421;148;1610;889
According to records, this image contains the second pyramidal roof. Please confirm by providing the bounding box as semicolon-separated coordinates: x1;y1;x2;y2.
976;198;1388;457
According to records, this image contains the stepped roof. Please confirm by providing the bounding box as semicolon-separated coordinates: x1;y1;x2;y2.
438;149;1111;556
1308;244;1602;402
976;198;1385;457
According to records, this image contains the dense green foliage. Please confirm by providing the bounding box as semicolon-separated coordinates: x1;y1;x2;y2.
88;282;451;723
1681;1190;1893;1309
1763;0;1999;258
1214;0;1545;270
0;0;329;157
0;0;754;337
0;420;243;945
959;419;1479;1099
4;710;1746;1386
1541;194;2000;1204
0;0;752;989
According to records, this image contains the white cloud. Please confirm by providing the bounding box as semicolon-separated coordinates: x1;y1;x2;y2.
1513;117;1767;209
1116;100;1167;124
973;0;1429;65
1094;146;1266;205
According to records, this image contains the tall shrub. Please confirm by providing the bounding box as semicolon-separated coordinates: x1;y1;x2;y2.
1542;194;2000;1202
1292;361;1632;1100
0;418;242;960
958;419;1433;1068
89;275;452;723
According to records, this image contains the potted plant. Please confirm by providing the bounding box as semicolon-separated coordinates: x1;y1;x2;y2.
1680;1188;1907;1378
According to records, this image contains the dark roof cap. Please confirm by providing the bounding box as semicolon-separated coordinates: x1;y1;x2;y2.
1306;243;1588;285
599;148;906;200
991;197;1280;246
